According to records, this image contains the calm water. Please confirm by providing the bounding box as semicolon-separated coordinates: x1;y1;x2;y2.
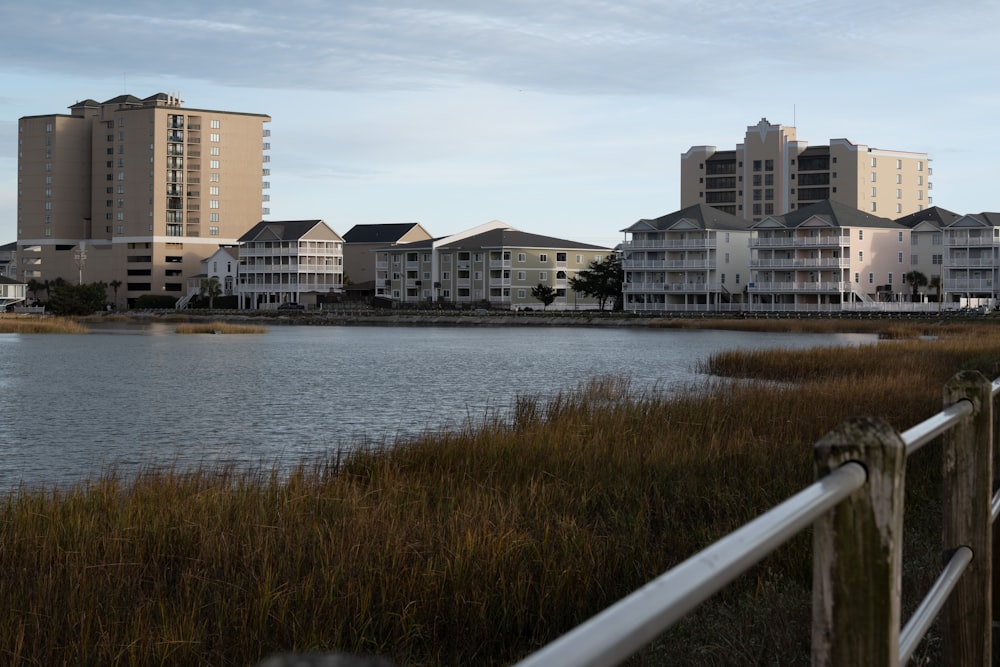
0;324;874;492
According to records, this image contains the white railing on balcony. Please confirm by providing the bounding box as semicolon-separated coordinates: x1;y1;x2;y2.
749;281;851;292
944;236;996;247
621;239;713;250
946;279;994;291
750;236;846;248
750;258;850;269
946;257;995;268
623;282;721;293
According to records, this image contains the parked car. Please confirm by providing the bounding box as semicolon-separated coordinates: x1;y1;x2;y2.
277;302;305;311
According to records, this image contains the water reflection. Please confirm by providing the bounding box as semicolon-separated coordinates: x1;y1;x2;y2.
0;325;874;492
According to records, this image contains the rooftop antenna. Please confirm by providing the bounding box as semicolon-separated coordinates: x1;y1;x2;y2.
793;104;796;127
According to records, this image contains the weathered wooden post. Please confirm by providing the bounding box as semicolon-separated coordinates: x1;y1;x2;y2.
812;416;906;667
942;370;993;665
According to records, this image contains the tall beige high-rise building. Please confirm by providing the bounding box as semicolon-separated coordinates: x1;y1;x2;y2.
17;93;270;304
681;118;931;223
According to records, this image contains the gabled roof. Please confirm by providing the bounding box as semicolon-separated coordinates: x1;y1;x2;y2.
622;203;751;233
238;220;342;243
436;228;609;251
342;223;427;243
946;212;1000;229
894;206;961;229
766;199;903;230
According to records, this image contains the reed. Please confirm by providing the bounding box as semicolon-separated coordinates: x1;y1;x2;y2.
1;328;997;664
0;315;89;333
175;321;267;334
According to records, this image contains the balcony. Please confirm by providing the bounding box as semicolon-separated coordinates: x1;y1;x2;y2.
749;281;851;293
750;235;846;248
946;257;995;268
622;238;713;250
623;282;721;293
945;235;997;247
946;279;994;291
750;257;850;269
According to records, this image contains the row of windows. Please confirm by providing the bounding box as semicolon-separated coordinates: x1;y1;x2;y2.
390;251;594;264
389;270;571;282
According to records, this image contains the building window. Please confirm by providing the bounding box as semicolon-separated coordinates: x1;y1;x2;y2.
539;271;547;281
517;271;525;280
871;202;877;212
210;200;219;209
911;254;919;265
858;251;864;263
517;289;525;299
211;119;220;129
917;175;923;185
764;159;773;171
753;160;762;172
918;190;923;200
858;230;864;240
854;272;860;283
871;157;877;167
517;253;526;262
898;252;903;263
932;233;942;245
871;172;877;182
209;226;219;236
210;146;220;156
888;273;893;285
898;232;904;242
210;160;220;169
539;254;548;263
918;161;924;171
871;187;877;197
896;159;902;169
724;252;730;264
868;272;874;284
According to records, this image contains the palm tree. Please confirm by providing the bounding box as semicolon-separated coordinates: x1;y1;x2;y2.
904;271;928;303
929;275;942;309
109;279;122;308
26;279;43;303
200;277;222;309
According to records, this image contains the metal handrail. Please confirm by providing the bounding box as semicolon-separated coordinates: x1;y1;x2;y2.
900;399;974;456
898;546;973;665
514;462;867;667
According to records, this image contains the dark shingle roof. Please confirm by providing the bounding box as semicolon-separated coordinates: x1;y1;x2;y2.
622;203;751;233
776;199;903;229
342;223;425;244
436;228;609;251
894;206;961;229
238;220;332;243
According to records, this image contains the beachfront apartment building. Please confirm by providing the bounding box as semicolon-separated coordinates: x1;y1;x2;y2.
938;213;1000;307
17;93;270;305
748;200;911;311
341;223;433;295
237;220;344;310
681;119;931;223
620;204;751;312
376;221;612;310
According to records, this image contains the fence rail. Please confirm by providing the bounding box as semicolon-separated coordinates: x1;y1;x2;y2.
513;371;999;666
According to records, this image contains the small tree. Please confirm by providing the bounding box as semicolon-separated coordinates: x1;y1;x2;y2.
200;277;222;309
568;254;623;311
531;283;556;311
904;271;928;302
48;281;106;316
26;279;44;303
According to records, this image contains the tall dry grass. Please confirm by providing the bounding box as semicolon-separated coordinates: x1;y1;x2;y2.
175;321;267;334
0;316;88;334
2;328;999;664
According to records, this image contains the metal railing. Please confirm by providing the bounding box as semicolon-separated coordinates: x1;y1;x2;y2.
515;371;998;666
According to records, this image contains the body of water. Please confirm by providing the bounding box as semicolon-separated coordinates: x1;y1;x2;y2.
0;323;874;491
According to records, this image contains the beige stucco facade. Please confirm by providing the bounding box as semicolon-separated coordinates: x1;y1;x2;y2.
681;119;931;223
17;93;270;305
377;221;612;310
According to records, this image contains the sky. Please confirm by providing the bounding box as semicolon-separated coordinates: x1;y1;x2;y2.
1;0;999;248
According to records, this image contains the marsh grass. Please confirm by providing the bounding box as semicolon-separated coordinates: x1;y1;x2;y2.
0;315;88;334
2;326;999;664
175;321;267;334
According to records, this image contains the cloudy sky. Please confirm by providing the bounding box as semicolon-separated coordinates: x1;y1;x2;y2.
1;0;998;247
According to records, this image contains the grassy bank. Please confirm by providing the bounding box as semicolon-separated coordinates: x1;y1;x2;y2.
1;324;998;664
0;315;88;334
175;321;267;334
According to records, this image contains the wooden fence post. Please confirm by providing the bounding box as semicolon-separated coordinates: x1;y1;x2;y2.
812;416;906;667
942;370;993;665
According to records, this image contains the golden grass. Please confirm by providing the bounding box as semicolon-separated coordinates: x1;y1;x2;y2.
175;321;267;334
2;326;998;664
0;315;89;334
